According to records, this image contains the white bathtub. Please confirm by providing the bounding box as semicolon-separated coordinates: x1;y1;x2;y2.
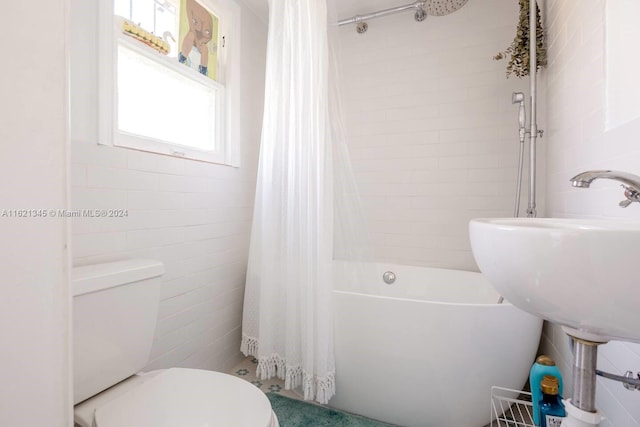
330;262;542;427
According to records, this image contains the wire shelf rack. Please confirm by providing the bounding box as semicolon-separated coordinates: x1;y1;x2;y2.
490;386;535;427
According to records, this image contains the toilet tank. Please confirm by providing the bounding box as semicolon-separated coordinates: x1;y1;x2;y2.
72;259;164;404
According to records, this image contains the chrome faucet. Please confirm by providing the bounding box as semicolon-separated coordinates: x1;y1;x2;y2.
570;170;640;208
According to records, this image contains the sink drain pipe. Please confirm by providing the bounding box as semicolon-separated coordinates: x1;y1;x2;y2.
571;339;598;412
562;337;603;427
562;333;640;426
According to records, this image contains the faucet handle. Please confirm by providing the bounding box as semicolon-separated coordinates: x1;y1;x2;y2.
620;185;640;208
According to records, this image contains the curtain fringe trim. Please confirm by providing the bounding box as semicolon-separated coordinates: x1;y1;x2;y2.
240;334;336;404
240;334;259;356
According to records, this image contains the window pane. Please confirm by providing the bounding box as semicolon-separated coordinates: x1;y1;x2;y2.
155;2;179;57
131;0;155;32
155;1;177;34
117;44;217;151
114;0;132;19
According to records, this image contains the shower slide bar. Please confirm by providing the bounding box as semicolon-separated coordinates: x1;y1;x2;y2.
337;1;426;26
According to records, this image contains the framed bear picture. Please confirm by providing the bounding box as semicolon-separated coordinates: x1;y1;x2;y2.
178;0;219;80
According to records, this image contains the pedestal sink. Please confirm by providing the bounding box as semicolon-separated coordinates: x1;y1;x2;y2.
469;217;640;425
469;217;640;344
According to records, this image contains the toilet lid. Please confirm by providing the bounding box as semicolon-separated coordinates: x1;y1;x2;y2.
94;368;273;427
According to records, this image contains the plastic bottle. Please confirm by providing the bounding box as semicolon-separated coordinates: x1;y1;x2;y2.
539;375;566;427
530;355;563;426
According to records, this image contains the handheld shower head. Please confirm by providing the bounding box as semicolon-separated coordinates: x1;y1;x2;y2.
512;92;525;105
512;92;526;131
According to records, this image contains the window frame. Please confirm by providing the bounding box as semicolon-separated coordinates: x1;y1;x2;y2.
97;0;241;166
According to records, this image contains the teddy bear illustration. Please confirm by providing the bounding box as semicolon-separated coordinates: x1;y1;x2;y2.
178;0;214;76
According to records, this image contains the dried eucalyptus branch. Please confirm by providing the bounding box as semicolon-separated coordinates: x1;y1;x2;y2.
494;0;547;78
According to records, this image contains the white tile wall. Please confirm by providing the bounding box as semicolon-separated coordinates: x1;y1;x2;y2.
1;1;71;425
338;0;539;271
69;0;267;374
544;1;640;426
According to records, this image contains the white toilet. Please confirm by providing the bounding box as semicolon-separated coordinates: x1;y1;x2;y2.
72;259;279;427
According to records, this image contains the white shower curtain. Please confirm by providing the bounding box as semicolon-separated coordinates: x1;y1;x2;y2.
240;0;337;404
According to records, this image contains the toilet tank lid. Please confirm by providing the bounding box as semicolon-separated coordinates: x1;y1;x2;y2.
72;259;164;297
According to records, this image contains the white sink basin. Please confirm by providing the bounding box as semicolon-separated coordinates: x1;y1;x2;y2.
469;218;640;343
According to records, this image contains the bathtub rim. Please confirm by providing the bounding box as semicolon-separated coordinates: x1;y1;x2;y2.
333;288;518;308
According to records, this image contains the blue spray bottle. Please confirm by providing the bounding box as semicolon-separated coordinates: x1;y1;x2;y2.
530;355;563;427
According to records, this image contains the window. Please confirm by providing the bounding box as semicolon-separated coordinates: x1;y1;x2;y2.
98;0;240;165
114;0;179;54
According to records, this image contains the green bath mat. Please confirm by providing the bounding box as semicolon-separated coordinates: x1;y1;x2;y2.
267;393;397;427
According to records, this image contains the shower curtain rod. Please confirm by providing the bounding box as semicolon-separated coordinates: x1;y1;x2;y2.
337;1;426;26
